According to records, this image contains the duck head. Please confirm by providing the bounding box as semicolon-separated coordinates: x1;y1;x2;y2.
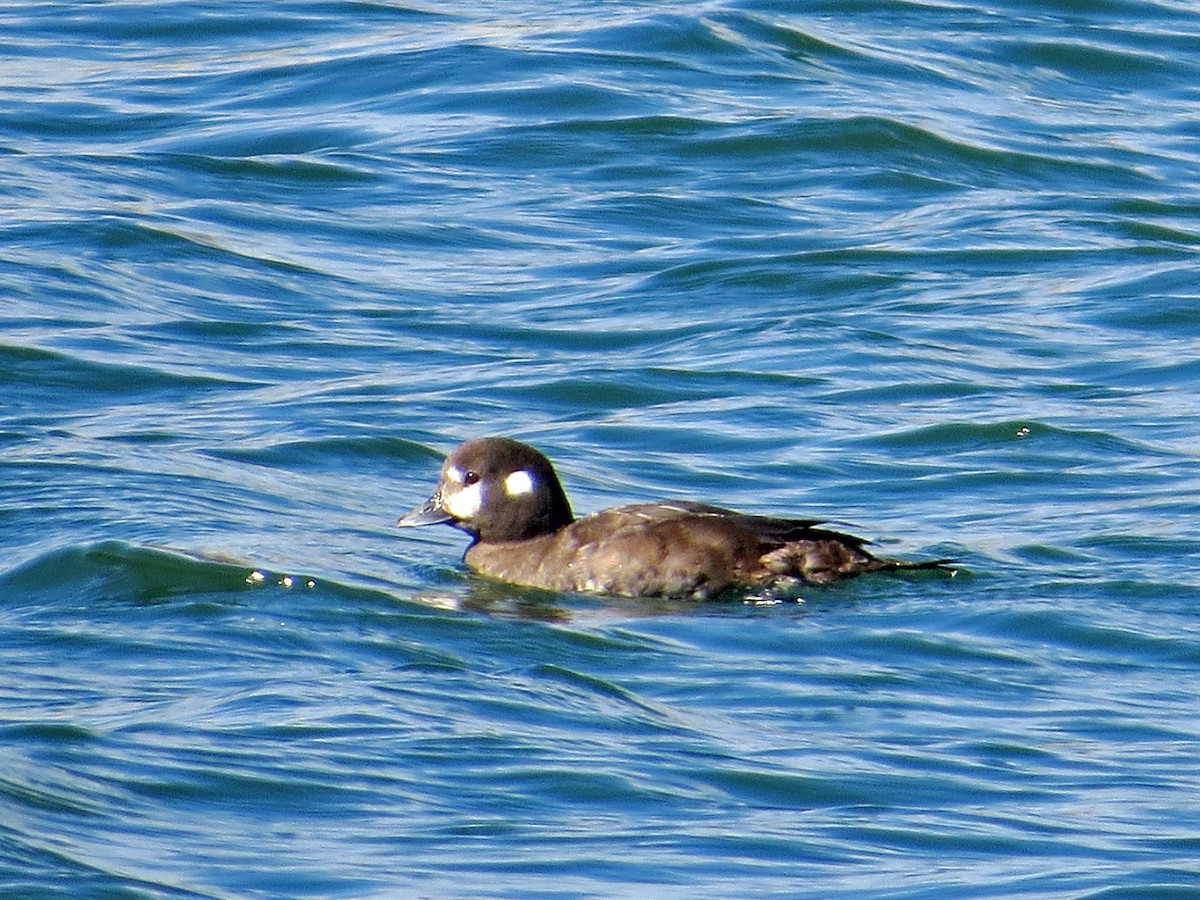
397;437;574;543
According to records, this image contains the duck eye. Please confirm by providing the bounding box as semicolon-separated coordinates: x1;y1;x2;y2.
463;471;480;486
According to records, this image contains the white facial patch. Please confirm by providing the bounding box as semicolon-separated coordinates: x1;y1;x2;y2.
442;481;483;519
445;465;465;484
504;469;535;497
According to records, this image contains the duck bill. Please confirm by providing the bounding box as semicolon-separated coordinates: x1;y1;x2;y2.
397;496;455;528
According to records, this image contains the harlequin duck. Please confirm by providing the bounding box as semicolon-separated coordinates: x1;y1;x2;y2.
397;437;949;599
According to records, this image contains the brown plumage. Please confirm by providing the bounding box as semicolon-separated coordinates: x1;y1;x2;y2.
397;437;949;599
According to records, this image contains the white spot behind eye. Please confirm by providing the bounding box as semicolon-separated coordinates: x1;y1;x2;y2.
443;481;484;519
504;469;535;497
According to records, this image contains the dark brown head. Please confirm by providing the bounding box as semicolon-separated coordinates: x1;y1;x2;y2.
397;437;574;543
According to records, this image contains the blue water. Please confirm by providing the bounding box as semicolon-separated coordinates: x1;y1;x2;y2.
4;1;1200;896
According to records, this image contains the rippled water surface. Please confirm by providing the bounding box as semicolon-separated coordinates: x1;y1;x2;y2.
4;1;1200;897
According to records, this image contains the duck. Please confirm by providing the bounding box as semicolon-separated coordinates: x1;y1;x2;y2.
397;437;949;599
